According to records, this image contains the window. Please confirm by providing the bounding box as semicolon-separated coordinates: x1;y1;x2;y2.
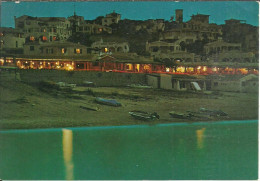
242;82;246;87
30;46;34;51
30;36;35;41
74;48;82;54
99;28;103;32
16;41;18;48
61;48;67;54
214;82;218;86
53;36;57;41
0;40;4;48
42;36;47;41
46;49;48;54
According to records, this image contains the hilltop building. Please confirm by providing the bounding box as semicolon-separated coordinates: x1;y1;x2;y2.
91;39;129;54
102;11;121;26
14;15;71;42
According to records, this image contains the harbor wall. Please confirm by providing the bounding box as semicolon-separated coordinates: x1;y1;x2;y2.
19;70;147;87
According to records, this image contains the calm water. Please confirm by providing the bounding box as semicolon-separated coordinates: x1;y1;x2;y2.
0;120;258;180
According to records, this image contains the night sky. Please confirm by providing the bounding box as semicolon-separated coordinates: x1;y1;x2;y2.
1;1;259;28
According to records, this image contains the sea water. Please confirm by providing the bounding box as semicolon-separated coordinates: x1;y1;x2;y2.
0;120;258;180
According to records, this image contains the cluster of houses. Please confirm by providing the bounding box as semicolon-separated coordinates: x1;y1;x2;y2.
0;9;258;77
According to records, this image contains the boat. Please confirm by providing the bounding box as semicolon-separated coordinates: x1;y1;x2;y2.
95;97;122;107
129;111;160;121
169;111;193;119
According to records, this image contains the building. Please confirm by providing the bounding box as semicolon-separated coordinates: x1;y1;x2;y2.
210;74;258;93
102;11;121;26
204;39;241;55
175;9;183;23
204;38;257;63
147;74;207;91
77;23;112;34
23;41;88;57
14;15;71;42
146;40;195;62
91;39;129;54
0;28;25;54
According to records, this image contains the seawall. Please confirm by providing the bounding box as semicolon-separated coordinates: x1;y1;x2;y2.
19;70;147;86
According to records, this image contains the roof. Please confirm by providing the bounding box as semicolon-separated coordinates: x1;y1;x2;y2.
148;40;179;46
16;15;67;22
191;14;210;17
24;41;87;48
205;40;241;47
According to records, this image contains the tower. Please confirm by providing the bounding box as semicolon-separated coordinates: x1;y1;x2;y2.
175;9;183;23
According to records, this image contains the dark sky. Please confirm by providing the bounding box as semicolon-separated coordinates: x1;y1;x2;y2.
1;1;259;28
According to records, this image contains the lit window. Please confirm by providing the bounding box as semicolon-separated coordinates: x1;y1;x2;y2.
99;28;103;32
104;48;108;52
0;33;3;36
75;48;82;54
61;48;67;54
53;36;57;41
30;36;35;41
42;36;47;41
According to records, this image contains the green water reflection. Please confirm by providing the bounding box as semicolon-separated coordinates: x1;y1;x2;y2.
0;120;258;180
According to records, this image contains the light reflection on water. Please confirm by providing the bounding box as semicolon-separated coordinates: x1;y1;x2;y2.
196;127;206;149
62;129;74;180
0;120;258;180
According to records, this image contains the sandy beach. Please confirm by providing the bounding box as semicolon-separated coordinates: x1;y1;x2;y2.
0;71;258;130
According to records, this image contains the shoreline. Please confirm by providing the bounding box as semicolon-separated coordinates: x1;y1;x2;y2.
0;119;258;132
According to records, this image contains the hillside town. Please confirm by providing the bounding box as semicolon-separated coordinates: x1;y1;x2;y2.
0;9;258;75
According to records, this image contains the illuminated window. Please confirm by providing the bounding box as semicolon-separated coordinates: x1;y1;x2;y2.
61;48;67;54
99;28;103;32
74;48;82;54
104;48;108;52
0;40;4;48
53;36;57;41
42;36;47;41
0;33;3;36
30;36;35;41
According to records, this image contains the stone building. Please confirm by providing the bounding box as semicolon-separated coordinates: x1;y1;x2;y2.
0;28;25;54
222;19;258;52
77;23;112;34
102;11;121;26
161;10;222;42
91;39;129;54
146;40;195;62
204;38;257;63
210;74;258;93
204;39;241;55
23;41;88;57
14;15;71;42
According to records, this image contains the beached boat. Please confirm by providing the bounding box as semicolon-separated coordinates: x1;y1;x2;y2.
129;111;160;121
169;111;193;119
95;97;122;107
